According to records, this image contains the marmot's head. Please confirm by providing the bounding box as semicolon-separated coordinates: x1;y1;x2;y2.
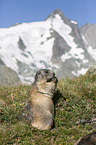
34;69;58;97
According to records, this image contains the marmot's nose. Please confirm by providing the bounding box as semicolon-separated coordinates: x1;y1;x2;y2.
53;72;55;77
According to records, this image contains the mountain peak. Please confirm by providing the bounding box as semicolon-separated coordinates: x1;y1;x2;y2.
45;9;72;25
50;8;63;15
45;9;65;20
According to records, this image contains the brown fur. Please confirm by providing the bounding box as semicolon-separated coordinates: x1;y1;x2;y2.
29;69;58;130
75;132;96;145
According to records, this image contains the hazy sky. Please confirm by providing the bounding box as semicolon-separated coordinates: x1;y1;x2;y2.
0;0;96;28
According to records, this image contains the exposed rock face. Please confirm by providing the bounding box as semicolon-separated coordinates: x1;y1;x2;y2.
80;23;96;61
0;58;20;86
18;37;26;51
0;65;20;86
0;58;5;65
0;9;95;85
80;23;96;49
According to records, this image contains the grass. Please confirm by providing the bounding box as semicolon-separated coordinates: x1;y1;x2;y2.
0;73;96;144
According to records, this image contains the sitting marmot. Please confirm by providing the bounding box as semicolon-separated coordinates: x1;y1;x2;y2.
29;69;58;130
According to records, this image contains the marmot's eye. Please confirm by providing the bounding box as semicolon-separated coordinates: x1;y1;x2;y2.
37;71;41;75
47;78;52;82
45;70;49;73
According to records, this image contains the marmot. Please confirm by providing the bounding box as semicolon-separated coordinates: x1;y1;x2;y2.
29;69;58;130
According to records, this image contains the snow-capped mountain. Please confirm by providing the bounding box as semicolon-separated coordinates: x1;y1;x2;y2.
0;9;95;85
80;23;96;61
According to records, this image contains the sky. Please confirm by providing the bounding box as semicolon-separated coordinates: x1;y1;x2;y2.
0;0;96;28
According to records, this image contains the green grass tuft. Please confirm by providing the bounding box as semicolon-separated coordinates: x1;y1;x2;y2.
0;73;96;144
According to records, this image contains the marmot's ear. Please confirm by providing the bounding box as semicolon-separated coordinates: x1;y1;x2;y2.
35;71;41;82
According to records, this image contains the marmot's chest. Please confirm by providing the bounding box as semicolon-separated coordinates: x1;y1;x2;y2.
30;93;54;114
